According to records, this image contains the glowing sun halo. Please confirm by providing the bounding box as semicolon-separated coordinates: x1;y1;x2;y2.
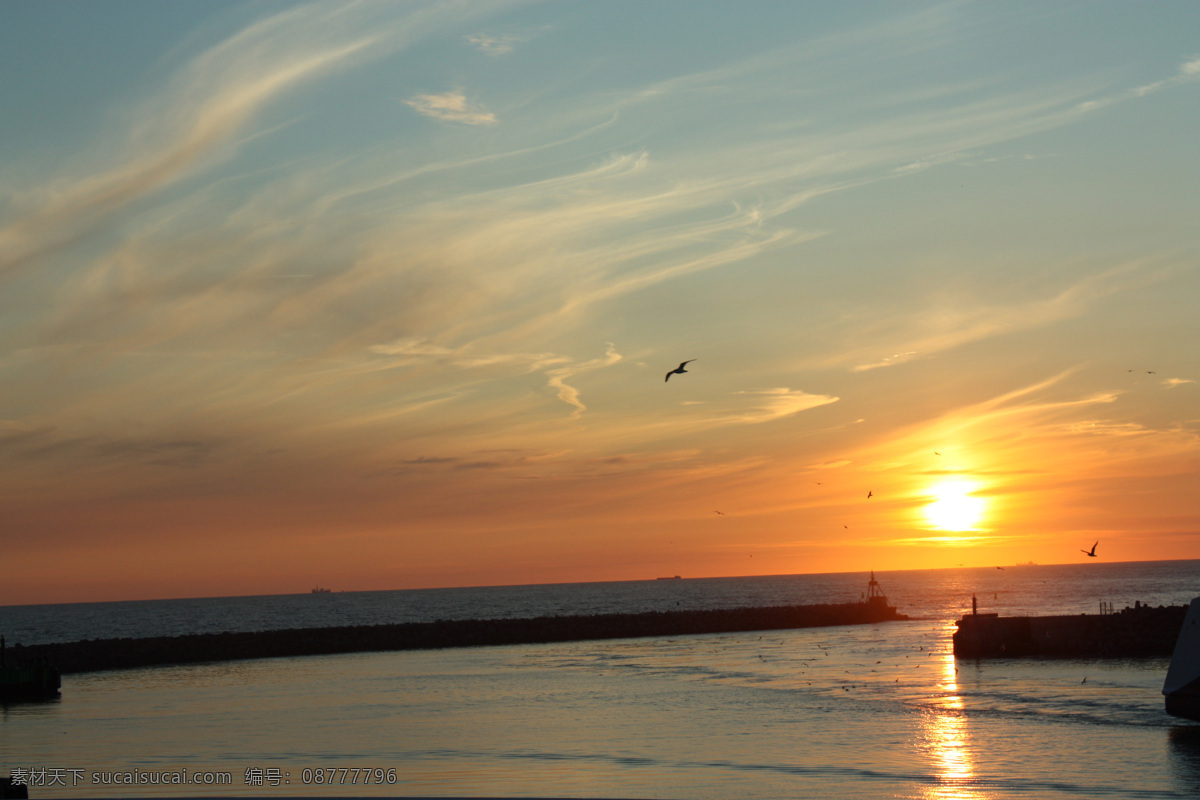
924;480;986;531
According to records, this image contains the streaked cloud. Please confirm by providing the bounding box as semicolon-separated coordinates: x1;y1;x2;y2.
1064;420;1153;437
545;344;623;419
368;338;456;357
0;1;506;281
405;91;498;125
854;352;919;373
723;389;839;425
843;262;1161;372
465;31;538;56
1077;52;1200;113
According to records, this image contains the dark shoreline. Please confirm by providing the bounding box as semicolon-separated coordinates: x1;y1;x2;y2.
952;603;1187;659
8;600;907;675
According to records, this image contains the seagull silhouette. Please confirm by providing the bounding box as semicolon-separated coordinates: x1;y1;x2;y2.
867;490;873;499
1081;541;1098;558
665;360;695;382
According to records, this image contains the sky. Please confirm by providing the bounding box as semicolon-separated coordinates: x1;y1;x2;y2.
2;1;1199;605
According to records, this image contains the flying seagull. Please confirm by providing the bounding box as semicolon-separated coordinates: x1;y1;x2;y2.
1081;541;1098;558
867;490;873;499
665;359;695;382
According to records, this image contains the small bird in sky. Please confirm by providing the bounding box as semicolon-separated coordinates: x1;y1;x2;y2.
665;359;695;382
867;490;873;499
713;510;725;515
1081;541;1099;558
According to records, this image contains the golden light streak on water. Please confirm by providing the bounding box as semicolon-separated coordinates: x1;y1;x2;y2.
919;637;984;800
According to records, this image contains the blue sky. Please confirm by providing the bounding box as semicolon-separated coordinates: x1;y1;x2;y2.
3;1;1199;603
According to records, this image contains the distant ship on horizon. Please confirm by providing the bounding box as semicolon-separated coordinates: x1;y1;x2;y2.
656;575;682;580
311;586;331;594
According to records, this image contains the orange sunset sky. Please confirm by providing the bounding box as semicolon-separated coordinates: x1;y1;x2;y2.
3;1;1200;605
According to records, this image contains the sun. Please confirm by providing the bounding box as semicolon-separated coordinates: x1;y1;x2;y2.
924;480;987;531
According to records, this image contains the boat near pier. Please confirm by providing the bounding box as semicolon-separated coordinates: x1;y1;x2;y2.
1163;595;1200;721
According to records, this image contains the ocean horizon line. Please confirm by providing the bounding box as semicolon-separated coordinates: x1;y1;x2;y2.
4;557;1197;611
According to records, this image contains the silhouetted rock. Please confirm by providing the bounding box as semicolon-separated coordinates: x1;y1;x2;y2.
1;776;29;799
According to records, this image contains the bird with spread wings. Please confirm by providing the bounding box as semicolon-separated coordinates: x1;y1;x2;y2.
665;360;695;382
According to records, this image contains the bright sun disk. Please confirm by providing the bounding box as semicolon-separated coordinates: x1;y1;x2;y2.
924;480;986;531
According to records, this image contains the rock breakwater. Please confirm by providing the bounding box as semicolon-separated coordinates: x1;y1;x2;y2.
10;600;907;675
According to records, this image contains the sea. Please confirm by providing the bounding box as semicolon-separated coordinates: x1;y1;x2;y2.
3;560;1200;799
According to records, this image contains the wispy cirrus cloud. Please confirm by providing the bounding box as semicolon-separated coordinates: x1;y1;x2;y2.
42;7;1186;383
405;91;497;125
0;1;502;281
367;337;621;418
465;32;528;56
854;352;918;373
844;262;1164;372
367;337;457;358
465;23;551;56
1076;53;1200;113
367;336;565;372
545;343;623;419
721;388;839;425
1063;420;1153;437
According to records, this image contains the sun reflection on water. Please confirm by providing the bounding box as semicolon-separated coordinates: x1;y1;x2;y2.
920;651;985;800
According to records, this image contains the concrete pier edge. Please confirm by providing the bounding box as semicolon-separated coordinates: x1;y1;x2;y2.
952;602;1187;659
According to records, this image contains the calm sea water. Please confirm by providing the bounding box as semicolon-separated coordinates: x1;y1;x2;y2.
3;560;1200;799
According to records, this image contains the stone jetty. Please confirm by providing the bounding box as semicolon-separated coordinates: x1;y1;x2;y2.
0;636;60;701
953;601;1187;659
9;599;907;675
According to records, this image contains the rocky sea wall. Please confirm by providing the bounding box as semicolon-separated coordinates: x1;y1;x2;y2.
9;600;907;674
